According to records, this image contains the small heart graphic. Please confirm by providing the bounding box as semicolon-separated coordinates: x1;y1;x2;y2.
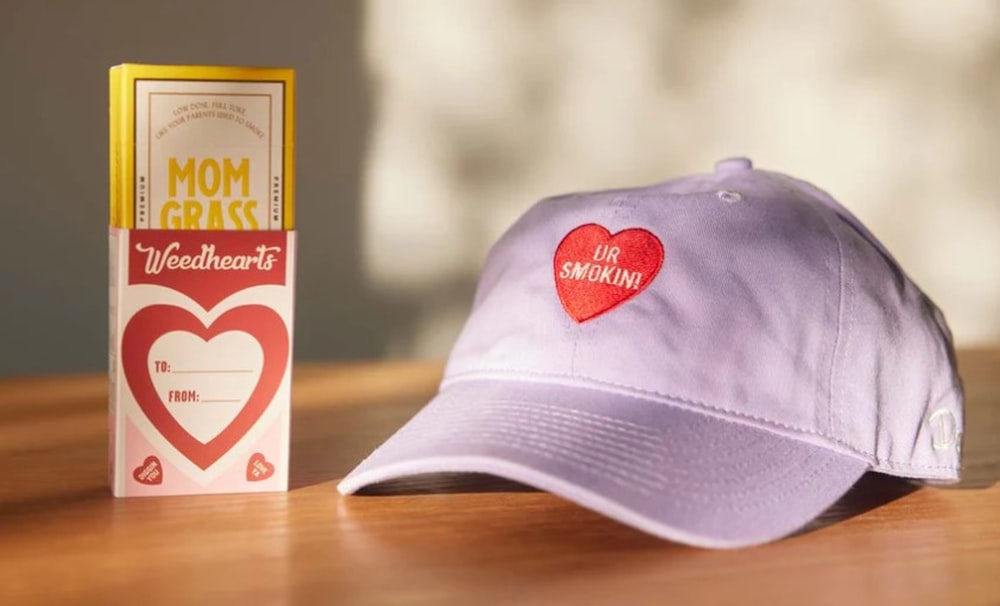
246;452;275;482
121;305;289;470
133;456;163;485
554;224;664;322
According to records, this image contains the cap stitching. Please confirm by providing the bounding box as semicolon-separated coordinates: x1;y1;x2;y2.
396;425;831;502
442;370;958;472
476;402;661;441
446;368;828;439
490;422;811;493
425;429;847;512
417;430;660;493
425;396;810;469
438;423;711;489
447;402;800;473
393;401;954;478
411;411;668;466
389;410;662;463
478;401;798;470
393;399;799;476
877;460;960;473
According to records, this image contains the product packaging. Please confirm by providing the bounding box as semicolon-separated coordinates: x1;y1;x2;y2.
108;64;295;496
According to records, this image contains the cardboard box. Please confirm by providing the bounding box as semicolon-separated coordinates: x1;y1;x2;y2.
108;64;295;496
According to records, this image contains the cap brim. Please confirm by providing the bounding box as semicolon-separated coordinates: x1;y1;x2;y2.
337;379;869;548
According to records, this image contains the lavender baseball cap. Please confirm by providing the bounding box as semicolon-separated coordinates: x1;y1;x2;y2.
338;157;964;548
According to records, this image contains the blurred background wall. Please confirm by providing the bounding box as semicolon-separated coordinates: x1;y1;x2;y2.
1;0;998;376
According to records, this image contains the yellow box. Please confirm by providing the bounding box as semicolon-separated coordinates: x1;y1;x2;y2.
109;63;295;230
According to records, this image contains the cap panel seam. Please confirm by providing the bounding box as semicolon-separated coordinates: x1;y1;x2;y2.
763;171;848;442
812;205;847;442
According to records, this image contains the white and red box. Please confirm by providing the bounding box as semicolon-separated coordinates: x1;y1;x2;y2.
108;64;295;496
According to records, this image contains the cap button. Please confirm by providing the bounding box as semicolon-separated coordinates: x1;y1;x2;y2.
715;157;753;173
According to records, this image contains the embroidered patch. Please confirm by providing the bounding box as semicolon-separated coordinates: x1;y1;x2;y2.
553;223;664;322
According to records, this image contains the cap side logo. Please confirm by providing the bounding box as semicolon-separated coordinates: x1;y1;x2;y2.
554;223;664;322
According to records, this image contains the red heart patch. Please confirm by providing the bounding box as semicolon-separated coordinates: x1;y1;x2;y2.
554;224;664;322
121;305;289;470
133;455;163;485
246;452;275;482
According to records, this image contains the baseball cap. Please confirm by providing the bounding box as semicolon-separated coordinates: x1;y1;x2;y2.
338;157;964;548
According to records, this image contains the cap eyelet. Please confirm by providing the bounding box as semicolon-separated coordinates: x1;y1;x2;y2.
717;190;742;204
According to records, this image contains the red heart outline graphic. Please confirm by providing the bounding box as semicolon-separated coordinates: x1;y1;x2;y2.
246;452;275;482
121;305;289;470
133;455;163;485
554;224;664;322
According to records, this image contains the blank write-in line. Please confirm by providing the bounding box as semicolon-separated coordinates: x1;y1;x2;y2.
200;399;242;403
171;369;254;374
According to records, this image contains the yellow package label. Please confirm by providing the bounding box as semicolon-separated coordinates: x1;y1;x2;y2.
109;64;295;230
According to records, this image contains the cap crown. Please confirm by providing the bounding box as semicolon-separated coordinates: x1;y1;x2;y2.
443;160;963;480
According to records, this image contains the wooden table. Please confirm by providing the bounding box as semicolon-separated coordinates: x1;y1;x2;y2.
2;350;999;605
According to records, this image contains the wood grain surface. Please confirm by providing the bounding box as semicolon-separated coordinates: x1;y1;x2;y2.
1;351;998;605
